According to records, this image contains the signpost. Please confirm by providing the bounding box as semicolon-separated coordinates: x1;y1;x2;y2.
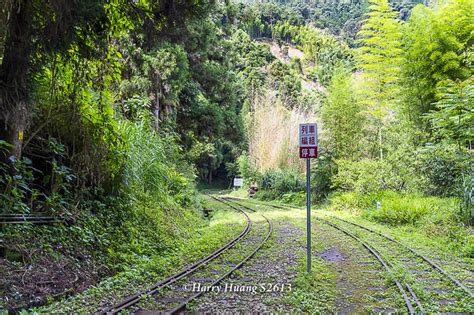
299;123;318;273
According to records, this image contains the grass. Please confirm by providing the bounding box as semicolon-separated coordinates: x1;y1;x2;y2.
222;197;337;312
229;195;473;313
228;187;303;208
319;208;473;264
326;190;473;258
28;196;246;313
11;192;473;313
284;256;337;313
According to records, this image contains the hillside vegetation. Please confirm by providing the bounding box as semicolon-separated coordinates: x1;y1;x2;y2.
236;0;473;256
0;0;472;310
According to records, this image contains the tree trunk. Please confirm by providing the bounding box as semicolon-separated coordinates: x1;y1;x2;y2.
208;157;213;185
0;101;28;161
153;97;160;131
0;0;32;165
150;72;161;131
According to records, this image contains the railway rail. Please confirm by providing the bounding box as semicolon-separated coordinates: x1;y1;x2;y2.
0;213;63;224
101;196;272;314
320;218;420;314
229;198;473;313
325;217;473;313
332;216;474;297
227;198;416;313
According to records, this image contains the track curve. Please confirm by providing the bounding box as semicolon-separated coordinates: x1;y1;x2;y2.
101;198;251;314
101;196;272;314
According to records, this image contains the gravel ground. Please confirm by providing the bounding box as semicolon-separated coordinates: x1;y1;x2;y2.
314;220;401;313
192;220;303;313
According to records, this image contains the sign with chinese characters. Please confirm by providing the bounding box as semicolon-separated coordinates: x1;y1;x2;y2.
299;123;318;158
233;177;244;187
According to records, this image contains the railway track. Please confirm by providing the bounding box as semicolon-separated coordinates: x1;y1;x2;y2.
228;199;416;313
320;218;421;314
0;213;63;224
222;196;293;210
229;198;473;313
325;217;473;313
333;217;474;295
101;196;272;314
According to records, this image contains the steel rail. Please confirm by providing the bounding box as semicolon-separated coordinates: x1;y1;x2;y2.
0;216;63;224
0;213;48;216
216;197;256;213
224;199;469;312
101;199;252;314
169;198;273;314
333;217;474;298
320;219;417;315
245;199;421;313
221;196;293;210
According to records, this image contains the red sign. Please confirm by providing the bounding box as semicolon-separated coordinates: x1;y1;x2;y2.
299;123;318;158
300;147;318;158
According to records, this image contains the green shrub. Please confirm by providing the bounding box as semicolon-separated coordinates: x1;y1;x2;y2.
327;191;377;214
332;159;389;193
327;190;473;256
237;153;258;185
311;155;336;203
2;118;203;283
256;189;280;201
259;168;305;196
0;138;75;214
281;191;306;205
368;193;461;225
415;144;471;197
368;196;431;225
328;190;463;226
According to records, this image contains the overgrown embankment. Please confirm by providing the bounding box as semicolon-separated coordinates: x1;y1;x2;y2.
32;197;246;313
0;122;203;310
1;1;248;311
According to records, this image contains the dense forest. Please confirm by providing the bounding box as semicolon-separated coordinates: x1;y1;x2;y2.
0;0;472;312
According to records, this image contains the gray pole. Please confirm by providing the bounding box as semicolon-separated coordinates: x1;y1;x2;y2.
306;157;311;273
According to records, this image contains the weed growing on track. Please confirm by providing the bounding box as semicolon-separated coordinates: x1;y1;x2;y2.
284;255;337;312
223;198;338;312
321;209;473;265
230;196;473;313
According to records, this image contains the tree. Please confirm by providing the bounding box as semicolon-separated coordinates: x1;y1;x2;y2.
119;41;189;129
0;0;115;165
427;77;474;148
321;68;364;160
0;0;215;165
356;0;403;159
268;60;301;108
400;0;473;133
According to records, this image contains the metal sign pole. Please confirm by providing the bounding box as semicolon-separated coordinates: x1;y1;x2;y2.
306;157;311;273
299;122;317;274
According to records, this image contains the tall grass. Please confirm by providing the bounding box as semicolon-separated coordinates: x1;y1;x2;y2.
119;121;194;207
92;120;202;269
328;190;463;226
327;190;472;257
247;91;318;173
